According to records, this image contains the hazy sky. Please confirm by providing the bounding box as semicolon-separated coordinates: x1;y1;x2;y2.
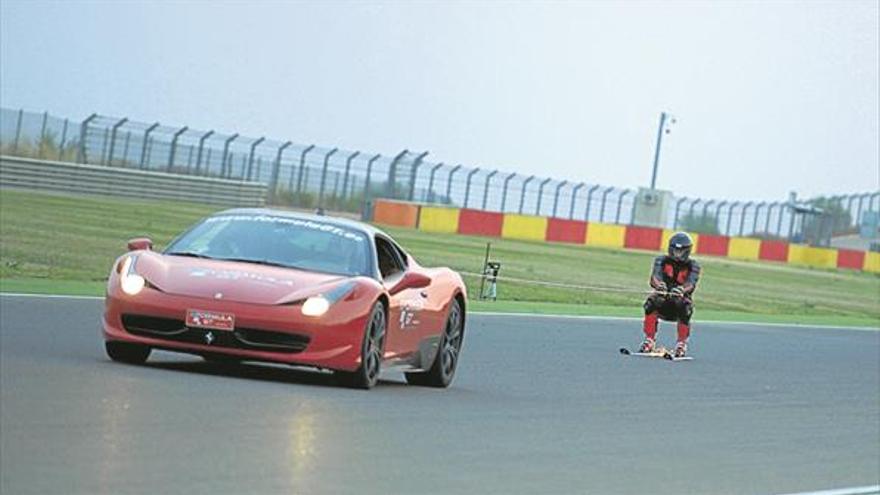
1;0;877;201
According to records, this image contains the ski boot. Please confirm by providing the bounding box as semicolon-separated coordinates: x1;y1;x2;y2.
673;341;687;358
639;337;656;353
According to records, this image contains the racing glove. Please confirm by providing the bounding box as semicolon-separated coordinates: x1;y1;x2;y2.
653;280;668;292
670;286;685;298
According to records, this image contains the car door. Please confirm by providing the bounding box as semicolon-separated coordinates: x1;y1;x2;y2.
374;235;420;361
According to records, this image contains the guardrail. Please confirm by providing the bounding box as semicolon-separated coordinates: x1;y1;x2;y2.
0;155;267;206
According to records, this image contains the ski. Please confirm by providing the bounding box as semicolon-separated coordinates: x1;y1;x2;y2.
619;347;693;361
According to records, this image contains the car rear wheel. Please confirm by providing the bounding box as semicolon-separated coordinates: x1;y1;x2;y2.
405;298;463;388
335;302;386;389
105;341;151;364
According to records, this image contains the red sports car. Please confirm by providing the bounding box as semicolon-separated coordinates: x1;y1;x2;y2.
102;209;467;389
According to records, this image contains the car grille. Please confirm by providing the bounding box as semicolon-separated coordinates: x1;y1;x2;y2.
121;314;310;353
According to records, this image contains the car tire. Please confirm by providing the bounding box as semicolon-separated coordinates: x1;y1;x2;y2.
405;298;464;388
335;301;386;390
105;341;151;364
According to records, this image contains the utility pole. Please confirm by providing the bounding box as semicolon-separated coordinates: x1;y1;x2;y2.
650;111;675;189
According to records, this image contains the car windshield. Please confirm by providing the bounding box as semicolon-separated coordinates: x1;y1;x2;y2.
165;214;371;276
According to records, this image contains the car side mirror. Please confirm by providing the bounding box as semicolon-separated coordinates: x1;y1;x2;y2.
127;237;153;251
389;271;431;295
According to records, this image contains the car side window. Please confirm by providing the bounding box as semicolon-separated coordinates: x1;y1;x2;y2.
391;241;409;269
375;237;405;280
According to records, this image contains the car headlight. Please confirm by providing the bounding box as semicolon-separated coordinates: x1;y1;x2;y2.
301;296;330;317
300;281;356;317
120;256;146;296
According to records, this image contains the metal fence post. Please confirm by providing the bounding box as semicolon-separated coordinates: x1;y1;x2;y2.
246;137;266;180
58;118;69;160
138;122;159;169
106;117;129;165
751;202;766;234
855;193;872;225
11;109;23;153
672;197;688;229
518;175;536;214
195;130;214;174
724;202;739;236
764;202;777;235
500;173;516;212
385;149;409;199
569;183;585;220
446;165;462;205
318;148;339;206
598;186;615;222
341;151;360;202
615;189;632;224
363;153;382;204
77;113;99;163
738;202;753;236
714;201;727;233
552;180;568;218
221;133;239;178
37;111;48;158
166;126;189;171
269;141;292;202
585;185;601;221
407;151;429;201
845;194;859;227
427;162;444;203
535;178;552;215
482;170;498;210
776;203;786;237
291;144;315;191
122;132;132;166
464;168;481;208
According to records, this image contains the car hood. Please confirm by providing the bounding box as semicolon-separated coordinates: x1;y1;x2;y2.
133;251;350;305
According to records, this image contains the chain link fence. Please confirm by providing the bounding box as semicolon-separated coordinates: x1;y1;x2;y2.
2;107;877;246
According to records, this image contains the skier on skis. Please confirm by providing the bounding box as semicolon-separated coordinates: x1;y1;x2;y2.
640;232;701;358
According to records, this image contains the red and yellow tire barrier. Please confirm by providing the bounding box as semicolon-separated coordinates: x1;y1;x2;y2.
728;237;761;261
458;208;504;237
418;206;460;234
546;218;588;244
372;199;878;272
864;252;880;273
787;245;838;269
624;226;663;251
759;240;789;262
695;234;730;257
501;214;548;242
585;222;626;248
372;199;420;228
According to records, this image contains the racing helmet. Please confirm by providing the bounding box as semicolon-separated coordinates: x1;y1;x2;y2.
668;232;693;262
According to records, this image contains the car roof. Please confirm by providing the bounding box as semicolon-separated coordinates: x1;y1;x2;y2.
214;207;389;238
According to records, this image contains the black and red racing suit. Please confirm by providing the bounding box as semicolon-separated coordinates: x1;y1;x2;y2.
643;255;701;343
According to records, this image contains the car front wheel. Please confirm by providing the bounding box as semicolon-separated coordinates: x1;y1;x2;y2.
335;302;386;389
105;341;151;364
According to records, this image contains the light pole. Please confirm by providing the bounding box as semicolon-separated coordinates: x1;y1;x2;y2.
650;112;676;189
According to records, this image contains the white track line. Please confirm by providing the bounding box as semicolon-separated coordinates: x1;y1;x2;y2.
776;484;879;495
1;292;877;331
473;310;879;331
0;292;103;301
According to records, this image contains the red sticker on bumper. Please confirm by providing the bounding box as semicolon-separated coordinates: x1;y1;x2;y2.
186;309;235;331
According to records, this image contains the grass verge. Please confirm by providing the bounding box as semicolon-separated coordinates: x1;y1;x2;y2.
1;189;878;328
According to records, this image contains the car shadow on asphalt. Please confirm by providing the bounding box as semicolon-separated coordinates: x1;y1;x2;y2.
116;358;409;389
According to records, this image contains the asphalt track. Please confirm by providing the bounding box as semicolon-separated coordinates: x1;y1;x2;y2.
1;295;878;495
